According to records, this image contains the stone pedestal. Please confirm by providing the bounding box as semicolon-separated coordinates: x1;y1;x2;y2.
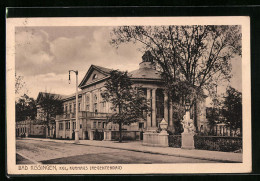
89;131;94;140
181;133;195;149
104;131;112;141
143;132;169;147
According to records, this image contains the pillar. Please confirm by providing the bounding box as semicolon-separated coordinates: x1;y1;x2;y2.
70;119;73;139
146;88;152;128
152;88;157;128
63;121;66;139
169;100;173;127
163;90;168;123
56;121;59;138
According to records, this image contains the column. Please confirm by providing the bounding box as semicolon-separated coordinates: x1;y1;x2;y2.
63;121;66;139
56;121;59;138
82;93;85;111
70;119;73;139
169;100;173;127
152;88;156;128
146;88;152;128
163;90;169;123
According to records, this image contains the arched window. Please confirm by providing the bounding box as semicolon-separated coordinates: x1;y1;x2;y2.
92;74;98;80
94;94;98;103
86;95;90;103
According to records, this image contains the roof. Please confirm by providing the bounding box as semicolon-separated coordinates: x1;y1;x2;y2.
78;64;112;87
129;67;162;80
36;92;66;104
92;65;113;74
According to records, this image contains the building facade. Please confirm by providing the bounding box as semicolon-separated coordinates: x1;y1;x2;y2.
55;52;207;140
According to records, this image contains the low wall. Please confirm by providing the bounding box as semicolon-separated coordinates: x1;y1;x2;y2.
143;132;168;147
104;131;141;141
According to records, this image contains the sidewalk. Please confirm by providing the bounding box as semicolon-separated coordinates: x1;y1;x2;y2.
22;138;242;163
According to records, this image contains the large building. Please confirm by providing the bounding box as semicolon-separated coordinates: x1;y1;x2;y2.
54;52;208;141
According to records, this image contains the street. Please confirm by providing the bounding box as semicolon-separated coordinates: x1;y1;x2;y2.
16;139;219;164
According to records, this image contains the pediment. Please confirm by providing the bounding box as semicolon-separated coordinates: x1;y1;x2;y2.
79;65;112;88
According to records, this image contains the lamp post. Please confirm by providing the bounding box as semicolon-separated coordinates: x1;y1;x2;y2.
69;70;79;143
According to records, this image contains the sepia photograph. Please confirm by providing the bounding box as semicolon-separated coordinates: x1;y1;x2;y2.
6;17;251;174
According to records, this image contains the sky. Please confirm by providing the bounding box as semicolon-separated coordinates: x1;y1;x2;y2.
15;26;242;105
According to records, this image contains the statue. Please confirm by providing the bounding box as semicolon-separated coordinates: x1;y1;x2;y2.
181;112;195;134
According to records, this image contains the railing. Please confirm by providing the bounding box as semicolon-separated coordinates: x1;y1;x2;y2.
56;114;70;120
194;135;242;152
56;111;111;120
168;135;182;148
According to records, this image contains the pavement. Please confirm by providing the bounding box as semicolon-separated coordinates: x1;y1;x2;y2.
21;137;242;163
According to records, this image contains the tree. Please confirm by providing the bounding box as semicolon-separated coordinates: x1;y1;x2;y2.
101;70;149;142
222;86;242;133
15;73;27;95
110;25;241;130
16;94;37;122
37;92;63;138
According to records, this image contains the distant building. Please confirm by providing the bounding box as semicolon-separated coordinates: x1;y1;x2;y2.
16;118;45;138
53;51;208;140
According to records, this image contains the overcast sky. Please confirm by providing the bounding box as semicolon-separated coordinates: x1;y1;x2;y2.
15;26;242;104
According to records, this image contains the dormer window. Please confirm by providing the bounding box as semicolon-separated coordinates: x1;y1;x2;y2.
92;74;98;80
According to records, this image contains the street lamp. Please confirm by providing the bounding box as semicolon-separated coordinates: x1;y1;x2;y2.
185;99;190;112
69;70;79;143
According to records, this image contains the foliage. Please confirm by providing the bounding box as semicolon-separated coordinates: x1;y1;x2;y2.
37;92;63;126
15;73;27;95
111;25;242;129
101;70;149;142
15;94;37;122
222;86;242;131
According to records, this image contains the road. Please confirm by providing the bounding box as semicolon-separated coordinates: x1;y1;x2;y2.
16;139;219;164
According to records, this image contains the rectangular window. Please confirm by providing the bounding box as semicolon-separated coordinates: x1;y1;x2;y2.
66;122;70;129
93;122;96;129
73;122;76;130
102;122;106;129
86;105;89;111
65;105;68;113
59;123;63;130
74;103;76;113
139;123;144;129
69;105;72;113
94;103;97;113
98;122;101;128
79;103;81;111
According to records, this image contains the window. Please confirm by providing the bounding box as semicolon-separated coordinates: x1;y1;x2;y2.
92;74;98;80
93;122;96;129
73;122;76;130
94;103;98;113
139;123;144;129
73;103;76;113
86;95;90;103
59;123;63;130
98;122;101;128
102;102;106;107
79;103;81;111
65;105;68;113
86;105;90;111
69;104;72;113
66;122;70;129
94;94;98;102
102;122;106;129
